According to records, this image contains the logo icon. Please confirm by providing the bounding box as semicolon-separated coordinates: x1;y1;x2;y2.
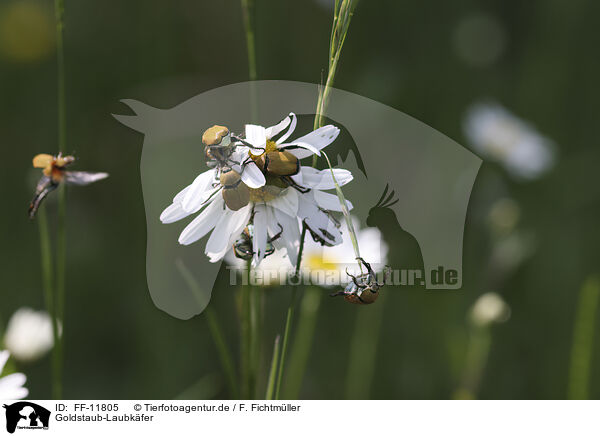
3;402;50;434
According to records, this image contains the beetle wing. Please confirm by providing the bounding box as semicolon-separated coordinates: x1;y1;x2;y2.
29;175;57;218
64;171;109;186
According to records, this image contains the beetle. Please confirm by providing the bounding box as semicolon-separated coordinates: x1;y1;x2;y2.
200;125;255;211
254;149;300;177
331;257;391;305
219;166;250;211
29;153;108;218
203;125;235;167
233;224;283;260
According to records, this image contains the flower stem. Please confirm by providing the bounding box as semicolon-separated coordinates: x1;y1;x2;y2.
274;287;297;400
271;225;307;400
54;0;66;400
274;2;360;399
265;335;281;400
453;324;492;400
241;0;256;81
250;284;262;397
204;306;239;399
38;206;61;399
568;276;600;400
240;262;253;398
241;0;258;122
175;259;239;399
283;286;323;399
345;292;386;399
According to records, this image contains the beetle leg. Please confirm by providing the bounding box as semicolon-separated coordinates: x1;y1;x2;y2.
282;176;311;193
356;257;375;277
231;135;266;151
268;224;283;243
329;291;346;298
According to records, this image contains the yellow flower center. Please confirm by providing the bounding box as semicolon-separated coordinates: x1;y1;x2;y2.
249;139;278;159
305;253;338;272
248;174;288;203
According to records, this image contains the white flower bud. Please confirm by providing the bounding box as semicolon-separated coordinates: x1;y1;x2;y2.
3;308;58;362
470;292;510;327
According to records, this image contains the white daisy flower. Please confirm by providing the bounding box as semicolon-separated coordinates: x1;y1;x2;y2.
464;102;556;180
0;350;28;400
161;114;352;266
4;308;57;362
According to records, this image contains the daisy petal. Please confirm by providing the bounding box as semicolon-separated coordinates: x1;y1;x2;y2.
266;113;291;139
268;188;298;217
253;205;268;265
178;196;224;245
240;162;266;188
283;125;340;159
206;204;252;262
182;169;217;213
0;351;9;373
272;209;301;266
173;185;190;203
275;113;297;144
291;167;353;190
298;194;342;246
0;372;28;399
313;190;353;212
160;202;192;224
245;124;267;154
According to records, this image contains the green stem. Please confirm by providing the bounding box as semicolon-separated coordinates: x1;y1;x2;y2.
241;0;256;81
271;225;308;399
240;262;253;398
248;281;261;398
38;207;61;399
275;1;360;398
54;0;66;400
568;276;600;400
284;286;323;399
55;0;66;152
454;325;491;400
274;287;298;400
265;335;281;400
175;259;239;399
241;0;258;122
204;306;240;399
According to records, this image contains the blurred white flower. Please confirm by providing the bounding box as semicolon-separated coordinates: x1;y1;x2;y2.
464;102;556;180
4;308;56;362
470;292;510;327
0;350;28;399
161;113;352;266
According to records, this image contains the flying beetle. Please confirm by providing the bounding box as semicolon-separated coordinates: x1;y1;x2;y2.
29;153;109;219
331;257;392;305
232;224;283;260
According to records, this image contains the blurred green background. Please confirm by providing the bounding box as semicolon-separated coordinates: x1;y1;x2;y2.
1;0;599;399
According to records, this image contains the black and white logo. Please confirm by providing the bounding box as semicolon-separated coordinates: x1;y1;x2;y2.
3;402;50;434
